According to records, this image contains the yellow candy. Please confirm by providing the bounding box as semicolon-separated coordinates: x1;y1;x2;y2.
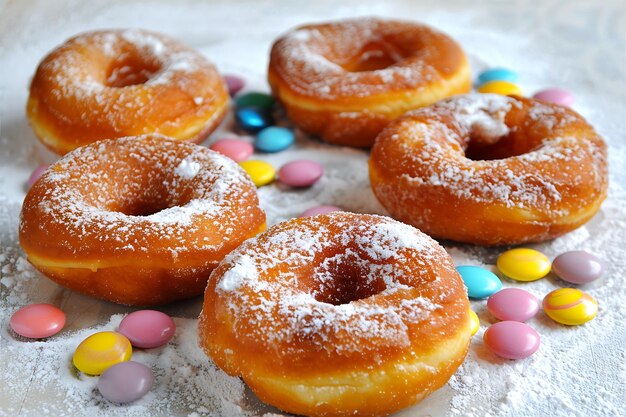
240;160;275;187
478;80;523;96
497;248;551;282
73;331;132;375
469;309;480;336
543;288;598;326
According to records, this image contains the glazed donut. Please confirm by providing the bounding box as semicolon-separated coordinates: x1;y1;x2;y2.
199;212;470;417
27;29;229;154
19;135;265;305
370;94;608;246
268;18;471;147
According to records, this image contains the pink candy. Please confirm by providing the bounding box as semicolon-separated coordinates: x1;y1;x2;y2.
532;88;575;107
487;288;539;322
278;160;323;187
210;139;253;162
483;321;540;360
223;74;245;96
300;205;343;217
26;164;49;189
10;303;66;339
118;310;176;349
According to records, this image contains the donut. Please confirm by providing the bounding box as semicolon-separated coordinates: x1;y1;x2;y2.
199;212;470;417
268;18;471;148
27;29;229;155
369;94;608;246
19;135;265;305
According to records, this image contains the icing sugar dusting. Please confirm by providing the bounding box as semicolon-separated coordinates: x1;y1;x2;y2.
210;213;457;355
21;136;260;257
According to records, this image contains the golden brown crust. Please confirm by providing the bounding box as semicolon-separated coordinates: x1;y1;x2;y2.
199;212;470;416
27;29;229;155
369;94;609;245
268;18;471;147
19;135;265;305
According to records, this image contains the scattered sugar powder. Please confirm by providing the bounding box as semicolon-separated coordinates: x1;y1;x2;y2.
1;1;625;416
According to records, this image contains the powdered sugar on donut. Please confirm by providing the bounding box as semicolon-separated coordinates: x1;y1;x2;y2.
210;213;462;355
270;18;465;100
20;135;261;259
376;94;607;219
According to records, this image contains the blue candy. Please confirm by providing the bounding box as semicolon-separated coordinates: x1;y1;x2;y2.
235;107;273;133
477;68;519;86
255;127;295;153
456;265;502;299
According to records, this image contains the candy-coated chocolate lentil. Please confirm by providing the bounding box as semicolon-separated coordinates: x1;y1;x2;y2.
235;92;274;110
552;251;603;285
10;303;66;339
487;288;539;322
235;107;273;133
223;74;245;96
477;80;522;96
239;160;276;187
98;361;155;403
477;68;519;85
299;205;343;217
469;309;480;336
118;310;176;349
73;331;132;375
26;164;49;189
497;248;551;282
456;265;502;299
255;127;295;153
278;160;323;187
209;139;254;162
532;88;575;107
543;288;598;325
483;321;540;359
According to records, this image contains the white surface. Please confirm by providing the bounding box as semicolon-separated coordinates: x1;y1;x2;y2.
0;1;625;416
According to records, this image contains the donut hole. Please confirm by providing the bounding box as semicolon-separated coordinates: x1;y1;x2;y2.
464;126;540;161
312;255;386;305
81;160;195;216
104;53;161;88
343;40;408;72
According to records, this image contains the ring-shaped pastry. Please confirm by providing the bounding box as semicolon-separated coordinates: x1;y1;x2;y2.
369;94;608;245
268;18;471;147
27;29;229;154
19;135;265;305
199;212;470;417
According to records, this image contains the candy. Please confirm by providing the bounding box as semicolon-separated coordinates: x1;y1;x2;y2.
239;160;276;187
533;88;575;107
255;127;295;153
9;303;65;339
456;265;502;299
477;68;519;85
483;321;540;360
26;164;49;189
73;331;132;375
223;74;245;96
209;139;253;162
469;309;480;336
552;251;603;285
98;361;155;403
477;80;522;96
235;92;274;110
497;248;551;282
299;205;343;217
235;107;274;133
118;310;176;349
543;288;598;325
278;160;323;187
487;288;539;322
